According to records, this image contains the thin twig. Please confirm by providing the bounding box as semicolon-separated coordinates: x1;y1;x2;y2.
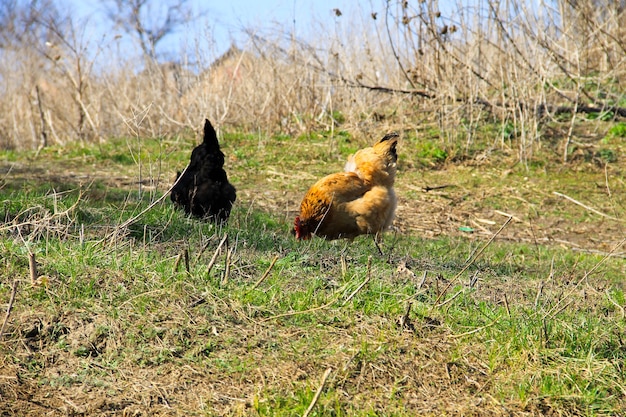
544;238;626;320
553;191;622;222
249;255;279;291
342;256;372;306
435;288;464;307
384;2;415;90
604;164;612;198
416;270;428;290
547;299;574;319
183;248;190;274
503;293;511;318
570;247;626;258
302;367;333;417
434;216;513;306
373;235;384;256
399;301;413;330
173;252;182;272
221;246;234;285
188;297;207;308
106;164;190;242
605;289;626;320
421;184;454;192
207;234;228;277
261;259;372;322
157;387;172;409
562;96;579;163
0;280;18;341
468;271;479;288
28;253;38;284
195;236;216;262
173;248;188;273
262;296;341;322
447;319;499;339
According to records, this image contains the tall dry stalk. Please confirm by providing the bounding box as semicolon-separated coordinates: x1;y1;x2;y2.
0;0;624;163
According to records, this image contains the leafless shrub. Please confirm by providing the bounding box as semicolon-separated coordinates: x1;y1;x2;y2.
0;0;101;149
0;0;624;162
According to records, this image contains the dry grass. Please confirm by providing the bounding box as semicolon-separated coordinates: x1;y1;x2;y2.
1;1;624;159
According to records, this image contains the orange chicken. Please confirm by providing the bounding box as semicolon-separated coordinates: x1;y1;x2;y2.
294;133;398;240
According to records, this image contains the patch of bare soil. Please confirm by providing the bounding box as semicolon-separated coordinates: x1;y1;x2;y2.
1;163;161;194
394;191;624;256
1;308;543;417
242;162;625;257
3;158;624;255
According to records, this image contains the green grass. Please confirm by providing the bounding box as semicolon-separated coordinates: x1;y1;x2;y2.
1;125;625;416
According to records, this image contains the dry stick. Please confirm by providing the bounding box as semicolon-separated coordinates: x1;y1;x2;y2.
195;236;216;262
416;5;495;90
340;253;347;278
562;98;579;163
494;209;522;222
605;289;625;320
173;249;185;273
2;189;84;234
468;270;479;288
221;246;234;285
547;299;574;320
263;258;372;322
207;234;228;277
28;253;38;284
416;270;428;290
553;191;623;222
56;59;99;140
400;301;412;326
34;85;48;149
486;0;577;104
373;234;384;256
604;164;612;198
106;164;191;242
384;2;415;90
342;256;372;306
434;216;513;306
17;230;38;285
571;247;626;258
262;295;341;322
421;184;454;192
436;288;464;307
503;293;511;318
0;280;18;341
447;319;499;339
302;367;333;417
183;248;190;274
543;238;626;320
249;255;279;291
173;253;182;272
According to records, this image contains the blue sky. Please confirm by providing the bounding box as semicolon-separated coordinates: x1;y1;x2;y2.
71;0;357;62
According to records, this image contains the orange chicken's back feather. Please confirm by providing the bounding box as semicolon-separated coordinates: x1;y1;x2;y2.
295;133;399;240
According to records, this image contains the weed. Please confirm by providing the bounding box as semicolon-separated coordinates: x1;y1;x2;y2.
605;122;626;139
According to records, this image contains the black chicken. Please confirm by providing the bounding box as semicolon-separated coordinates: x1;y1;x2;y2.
171;119;237;223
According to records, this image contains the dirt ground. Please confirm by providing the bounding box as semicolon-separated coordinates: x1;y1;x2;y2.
1;155;624;416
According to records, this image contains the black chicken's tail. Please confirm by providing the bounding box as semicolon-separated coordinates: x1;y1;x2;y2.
203;119;220;150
